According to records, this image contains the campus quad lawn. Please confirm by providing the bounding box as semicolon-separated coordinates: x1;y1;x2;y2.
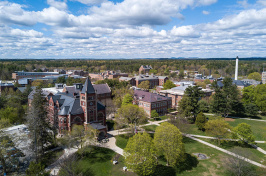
115;134;232;176
60;146;136;176
226;119;266;141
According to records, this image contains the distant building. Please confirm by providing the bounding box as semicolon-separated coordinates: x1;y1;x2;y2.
135;74;168;89
159;85;213;108
89;71;128;81
262;72;266;84
139;65;152;74
0;81;14;94
242;79;261;86
54;69;66;74
12;71;60;81
119;77;136;86
133;90;172;117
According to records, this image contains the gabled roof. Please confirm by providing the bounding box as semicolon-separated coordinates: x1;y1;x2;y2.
81;77;95;94
93;84;111;94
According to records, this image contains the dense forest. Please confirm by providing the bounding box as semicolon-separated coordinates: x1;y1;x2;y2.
1;59;266;80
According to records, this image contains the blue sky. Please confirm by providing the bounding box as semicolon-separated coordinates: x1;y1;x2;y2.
1;0;266;59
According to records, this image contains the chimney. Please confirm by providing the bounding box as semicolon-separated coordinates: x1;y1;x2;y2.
235;56;239;80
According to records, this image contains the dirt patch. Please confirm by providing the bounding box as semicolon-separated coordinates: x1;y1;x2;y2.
224;118;235;122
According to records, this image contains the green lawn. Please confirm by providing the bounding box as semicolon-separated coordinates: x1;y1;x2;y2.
115;134;132;149
59;146;136;176
227;119;266;141
198;138;266;164
115;134;234;176
142;125;158;132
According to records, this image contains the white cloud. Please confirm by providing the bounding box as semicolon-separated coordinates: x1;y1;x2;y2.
237;0;249;8
202;10;210;15
257;0;266;6
47;0;68;10
71;0;106;5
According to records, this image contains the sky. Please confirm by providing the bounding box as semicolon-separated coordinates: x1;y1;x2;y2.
1;0;266;59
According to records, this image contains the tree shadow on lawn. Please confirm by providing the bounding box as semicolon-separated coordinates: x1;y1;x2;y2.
155;153;199;175
210;139;254;150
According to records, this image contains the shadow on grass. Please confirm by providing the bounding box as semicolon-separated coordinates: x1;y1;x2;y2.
208;139;254;150
229;113;262;119
176;153;199;173
183;137;197;144
156;153;198;175
152;164;176;176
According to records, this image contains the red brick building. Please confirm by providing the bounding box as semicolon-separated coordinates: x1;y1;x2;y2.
133;90;172;117
29;78;107;136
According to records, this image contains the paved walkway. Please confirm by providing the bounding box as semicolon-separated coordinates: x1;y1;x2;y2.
204;113;266;122
184;134;266;168
187;134;266;155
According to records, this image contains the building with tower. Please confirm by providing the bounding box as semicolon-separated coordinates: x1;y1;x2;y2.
28;77;107;136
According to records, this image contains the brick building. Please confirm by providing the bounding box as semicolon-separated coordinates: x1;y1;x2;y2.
133;90;172;117
135;74;168;89
0;81;14;95
28;78;108;135
119;77;136;86
139;65;152;74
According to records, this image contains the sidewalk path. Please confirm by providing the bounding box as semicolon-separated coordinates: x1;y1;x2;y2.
187;134;266;155
184;134;266;168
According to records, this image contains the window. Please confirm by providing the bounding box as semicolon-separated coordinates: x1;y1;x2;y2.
88;96;94;100
82;96;85;100
64;118;67;123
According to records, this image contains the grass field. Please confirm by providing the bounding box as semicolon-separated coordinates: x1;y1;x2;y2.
142;125;158;132
226;119;266;141
59;146;136;176
115;134;132;149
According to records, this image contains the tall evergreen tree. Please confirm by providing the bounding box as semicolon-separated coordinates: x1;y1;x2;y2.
26;87;53;162
178;86;204;122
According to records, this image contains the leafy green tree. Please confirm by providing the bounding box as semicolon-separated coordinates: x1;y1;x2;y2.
195;112;207;131
247;72;261;81
149;69;158;75
154;122;185;166
124;132;157;176
178;70;184;79
204;79;211;85
26;161;49;176
121;93;133;106
162;80;176;90
198;100;209;113
138;80;150;90
113;85;133;108
56;76;66;83
244;103;259;116
232;123;255;144
205;118;231;145
178;86;204;122
150;110;159;119
0;107;18;124
115;104;147;134
71;125;86;149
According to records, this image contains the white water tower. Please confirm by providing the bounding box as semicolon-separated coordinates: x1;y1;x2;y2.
235;56;239;80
